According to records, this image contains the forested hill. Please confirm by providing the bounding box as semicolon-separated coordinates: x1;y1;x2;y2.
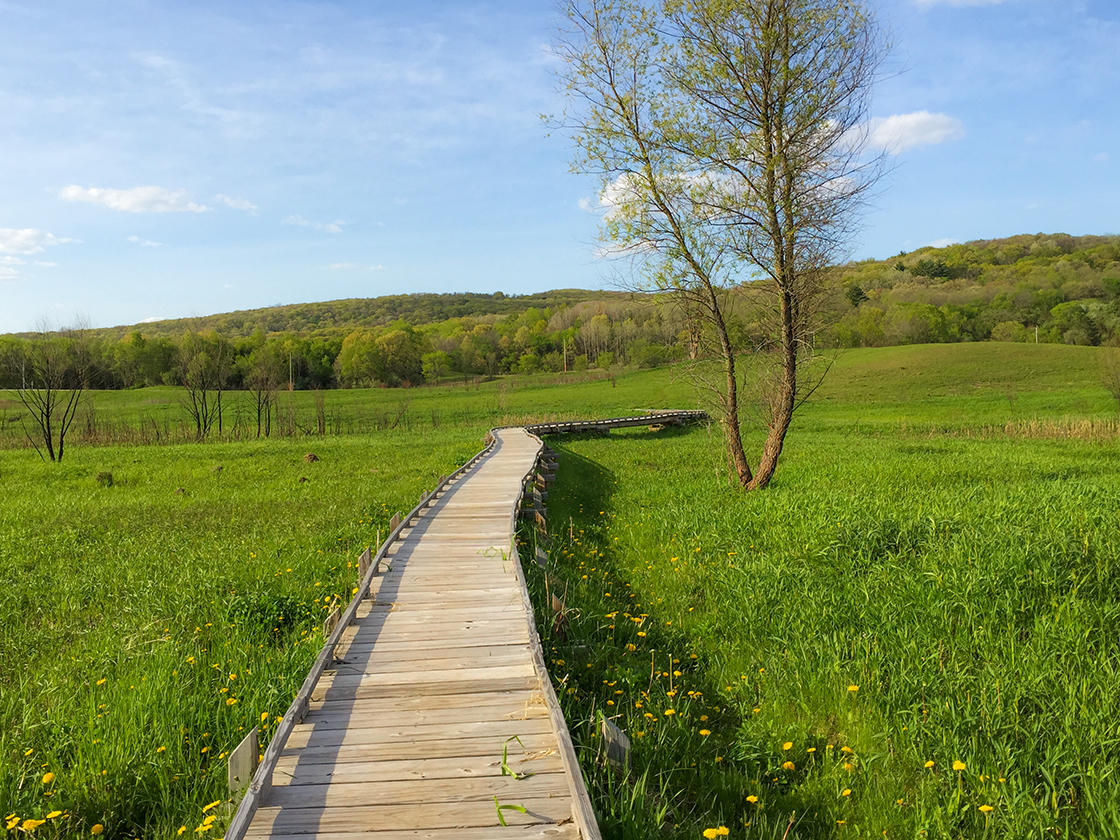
88;289;636;340
829;232;1120;347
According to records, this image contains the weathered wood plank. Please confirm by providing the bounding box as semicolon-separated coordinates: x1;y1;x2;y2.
272;751;565;786
268;771;570;809
284;716;555;751
246;822;580;840
278;731;559;764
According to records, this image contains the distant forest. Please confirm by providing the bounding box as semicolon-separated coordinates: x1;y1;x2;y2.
2;233;1118;394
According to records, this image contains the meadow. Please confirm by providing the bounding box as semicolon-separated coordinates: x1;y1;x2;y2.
2;342;1119;838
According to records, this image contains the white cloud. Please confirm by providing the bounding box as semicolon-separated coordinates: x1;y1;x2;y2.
0;267;21;281
215;194;259;213
0;255;25;266
929;238;960;248
866;111;964;154
128;235;165;247
60;185;210;213
577;197;595;213
33;261;57;268
0;228;75;255
139;316;164;323
283;215;345;233
368;264;384;271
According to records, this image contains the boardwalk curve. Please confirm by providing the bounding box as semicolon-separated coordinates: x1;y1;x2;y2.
227;412;705;840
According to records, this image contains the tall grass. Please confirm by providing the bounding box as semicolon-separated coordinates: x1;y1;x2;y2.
525;425;1120;838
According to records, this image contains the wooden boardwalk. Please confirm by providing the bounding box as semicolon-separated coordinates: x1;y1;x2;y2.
237;427;597;840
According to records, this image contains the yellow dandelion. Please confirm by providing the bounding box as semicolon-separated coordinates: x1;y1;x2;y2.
807;747;817;753
842;789;851;797
46;812;62;820
201;800;221;813
782;741;793;751
840;746;853;754
924;760;935;768
979;805;993;813
953;760;966;772
96;679;107;686
156;746;166;753
91;826;104;836
21;819;47;831
6;817;21;831
843;762;854;772
848;685;858;692
226;697;238;705
41;772;54;784
664;709;675;716
178;826;187;835
782;761;795;770
746;795;759;803
699;729;711;736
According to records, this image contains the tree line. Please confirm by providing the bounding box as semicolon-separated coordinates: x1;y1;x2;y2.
828;233;1120;348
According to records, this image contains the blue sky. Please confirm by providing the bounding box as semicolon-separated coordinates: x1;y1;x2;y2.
0;0;1115;334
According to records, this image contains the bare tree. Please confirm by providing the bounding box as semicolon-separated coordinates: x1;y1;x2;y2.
556;0;885;489
178;330;231;441
16;323;89;462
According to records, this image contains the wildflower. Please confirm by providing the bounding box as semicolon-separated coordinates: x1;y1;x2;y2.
807;747;817;753
782;741;793;751
782;761;795;770
156;746;166;753
178;827;187;836
843;762;853;772
46;812;61;819
848;685;859;692
746;795;759;804
96;679;107;686
702;828;729;838
24;749;33;756
21;819;47;831
840;746;853;754
261;712;269;722
953;760;966;772
226;698;238;705
842;789;851;797
699;729;711;736
6;816;20;831
42;772;54;784
924;760;935;768
664;709;675;716
700;715;708;721
91;826;104;835
978;805;993;813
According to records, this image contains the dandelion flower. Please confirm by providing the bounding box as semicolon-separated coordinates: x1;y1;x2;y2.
46;812;61;820
177;827;187;836
96;679;107;686
842;789;851;797
807;747;817;753
840;746;853;754
782;741;793;751
21;820;47;831
91;826;104;836
664;709;675;716
202;801;220;813
782;761;795;770
24;748;33;756
226;697;238;705
6;817;21;831
41;772;54;784
843;762;854;772
699;729;711;736
953;760;966;772
978;805;993;813
746;795;759;804
924;760;935;768
848;685;859;692
156;746;166;753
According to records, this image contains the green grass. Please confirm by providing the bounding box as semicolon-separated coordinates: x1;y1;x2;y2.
0;432;482;838
522;366;1120;838
2;342;1119;838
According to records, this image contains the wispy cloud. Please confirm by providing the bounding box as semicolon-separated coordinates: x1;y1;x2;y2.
0;228;73;254
866;111;964;154
215;194;259;213
127;235;164;247
929;237;960;248
283;215;345;233
61;185;210;213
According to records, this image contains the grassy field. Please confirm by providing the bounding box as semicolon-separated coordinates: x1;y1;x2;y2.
2;342;1119;838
